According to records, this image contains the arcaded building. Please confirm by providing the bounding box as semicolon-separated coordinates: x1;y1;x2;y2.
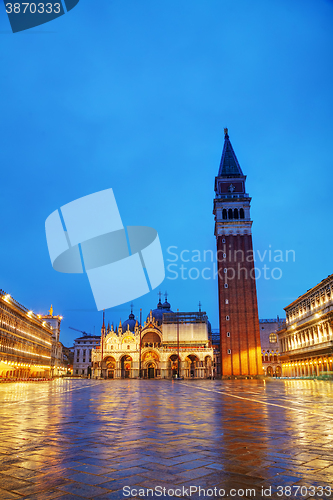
278;274;333;377
213;129;262;377
91;298;214;379
0;290;53;379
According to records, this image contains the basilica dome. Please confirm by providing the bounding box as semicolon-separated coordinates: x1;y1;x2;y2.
151;298;173;325
122;311;136;333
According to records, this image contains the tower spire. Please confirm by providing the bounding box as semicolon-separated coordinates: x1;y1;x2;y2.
101;309;105;335
218;129;243;177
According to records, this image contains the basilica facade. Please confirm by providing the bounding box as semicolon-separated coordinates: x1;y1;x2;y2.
91;298;214;379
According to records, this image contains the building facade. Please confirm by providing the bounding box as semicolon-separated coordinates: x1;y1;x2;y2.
278;274;333;377
0;290;53;379
259;318;285;377
213;129;262;377
73;334;101;376
91;299;214;379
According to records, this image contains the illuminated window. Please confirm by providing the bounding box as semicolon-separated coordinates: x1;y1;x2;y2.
225;299;229;304
227;349;231;354
227;332;230;337
269;333;277;343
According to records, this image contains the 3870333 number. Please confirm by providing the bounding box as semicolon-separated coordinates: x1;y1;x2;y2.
5;3;61;14
277;485;332;497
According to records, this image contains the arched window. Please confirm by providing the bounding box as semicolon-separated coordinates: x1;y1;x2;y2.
269;333;277;343
228;208;233;219
234;209;239;219
240;208;245;219
222;209;227;220
127;345;130;349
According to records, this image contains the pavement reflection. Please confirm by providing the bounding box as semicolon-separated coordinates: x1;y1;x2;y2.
0;379;332;499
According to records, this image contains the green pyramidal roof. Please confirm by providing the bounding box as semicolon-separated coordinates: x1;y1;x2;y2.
218;130;244;177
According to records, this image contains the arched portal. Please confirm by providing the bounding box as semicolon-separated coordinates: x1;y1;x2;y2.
186;355;199;378
275;365;282;377
120;355;132;379
267;366;273;377
142;351;160;378
147;363;156;379
169;354;180;378
104;356;116;379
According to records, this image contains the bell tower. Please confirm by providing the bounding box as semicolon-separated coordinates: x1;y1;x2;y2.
213;129;262;377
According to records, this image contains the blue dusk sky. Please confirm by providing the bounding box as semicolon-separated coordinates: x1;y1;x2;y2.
0;0;332;346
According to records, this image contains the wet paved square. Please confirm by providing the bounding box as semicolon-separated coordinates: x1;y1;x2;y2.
0;379;333;499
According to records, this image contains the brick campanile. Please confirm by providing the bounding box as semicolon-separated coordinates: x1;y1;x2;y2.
213;129;262;377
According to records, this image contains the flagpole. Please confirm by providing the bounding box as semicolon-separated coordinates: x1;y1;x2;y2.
101;309;105;379
139;308;142;379
177;308;180;379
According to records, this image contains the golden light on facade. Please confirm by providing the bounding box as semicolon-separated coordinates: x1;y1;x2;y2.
27;310;33;317
3;294;11;302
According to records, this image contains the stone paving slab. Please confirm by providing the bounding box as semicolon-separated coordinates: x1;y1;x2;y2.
0;379;333;499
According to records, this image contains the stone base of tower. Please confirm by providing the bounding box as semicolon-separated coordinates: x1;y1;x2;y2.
217;234;263;377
